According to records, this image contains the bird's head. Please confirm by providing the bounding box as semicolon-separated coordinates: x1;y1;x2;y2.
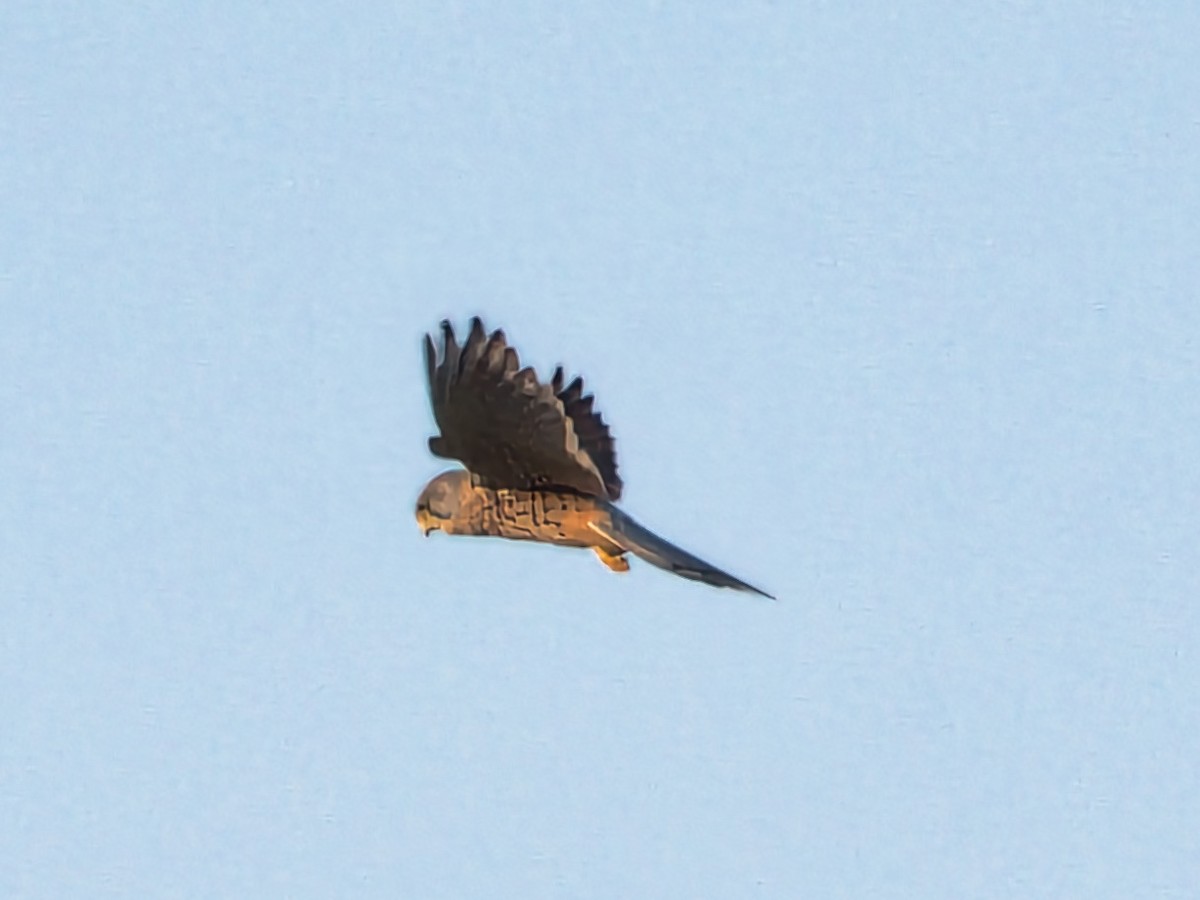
415;469;472;536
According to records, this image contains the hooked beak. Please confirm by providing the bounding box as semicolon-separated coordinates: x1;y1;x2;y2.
416;506;438;537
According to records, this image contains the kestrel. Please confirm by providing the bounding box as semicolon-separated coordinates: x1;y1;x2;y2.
416;318;773;599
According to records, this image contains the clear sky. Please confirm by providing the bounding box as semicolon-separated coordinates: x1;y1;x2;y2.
3;3;1197;897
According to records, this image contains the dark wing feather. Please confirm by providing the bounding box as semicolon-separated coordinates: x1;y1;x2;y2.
425;318;622;500
551;367;622;500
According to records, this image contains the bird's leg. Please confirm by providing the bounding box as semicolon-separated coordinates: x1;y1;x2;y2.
593;545;630;572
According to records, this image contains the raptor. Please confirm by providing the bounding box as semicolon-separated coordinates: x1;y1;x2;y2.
416;318;773;599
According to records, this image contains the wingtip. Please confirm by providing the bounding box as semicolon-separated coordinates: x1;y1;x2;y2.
423;332;438;376
733;580;775;601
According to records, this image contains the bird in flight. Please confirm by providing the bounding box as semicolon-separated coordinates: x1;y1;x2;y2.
416;318;773;599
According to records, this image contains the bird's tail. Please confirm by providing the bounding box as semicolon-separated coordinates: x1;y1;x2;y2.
590;506;774;599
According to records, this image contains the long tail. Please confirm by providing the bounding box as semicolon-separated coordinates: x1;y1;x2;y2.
590;507;774;600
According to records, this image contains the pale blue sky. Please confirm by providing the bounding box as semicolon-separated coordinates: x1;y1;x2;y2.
3;3;1198;897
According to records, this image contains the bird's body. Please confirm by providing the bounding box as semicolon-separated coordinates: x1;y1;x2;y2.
419;469;611;549
416;318;773;599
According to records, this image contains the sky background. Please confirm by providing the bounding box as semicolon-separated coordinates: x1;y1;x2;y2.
3;2;1198;897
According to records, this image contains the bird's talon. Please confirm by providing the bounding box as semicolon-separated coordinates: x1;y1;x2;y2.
593;546;630;572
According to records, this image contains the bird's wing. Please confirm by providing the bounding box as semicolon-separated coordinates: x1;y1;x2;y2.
424;317;622;499
588;510;774;599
